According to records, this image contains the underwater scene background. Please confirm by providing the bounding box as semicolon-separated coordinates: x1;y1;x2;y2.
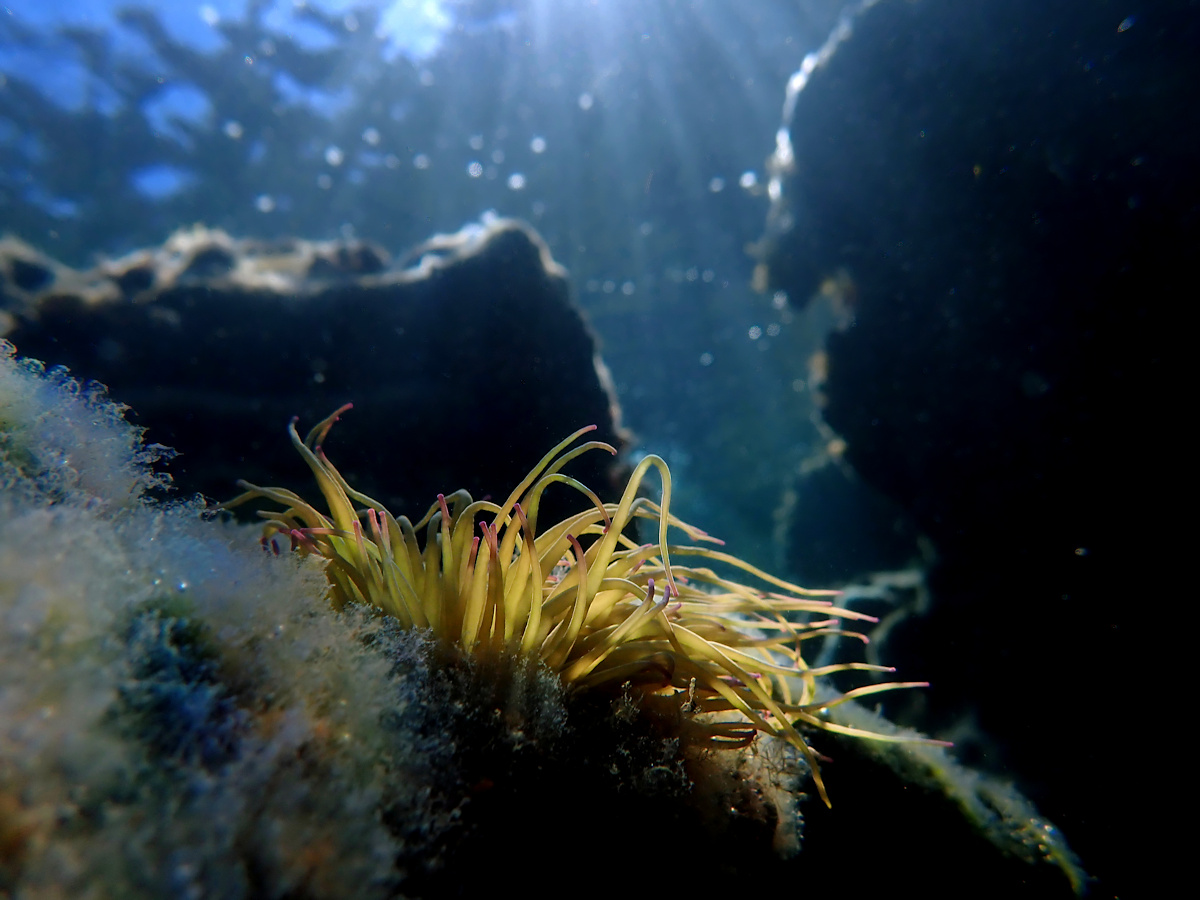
2;0;1187;897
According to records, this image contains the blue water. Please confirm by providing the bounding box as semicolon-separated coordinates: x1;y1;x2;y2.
1;0;846;562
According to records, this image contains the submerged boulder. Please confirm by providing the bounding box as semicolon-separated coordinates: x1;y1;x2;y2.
755;1;1190;895
1;217;629;517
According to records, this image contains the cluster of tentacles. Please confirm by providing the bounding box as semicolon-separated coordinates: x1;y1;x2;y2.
224;406;938;805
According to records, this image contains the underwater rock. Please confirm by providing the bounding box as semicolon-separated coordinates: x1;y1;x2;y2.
2;340;1086;898
756;0;1190;895
0;216;629;518
0;342;788;896
778;453;921;589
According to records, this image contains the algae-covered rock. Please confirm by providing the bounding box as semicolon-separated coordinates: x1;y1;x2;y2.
0;343;795;896
0;340;458;897
1;342;1085;897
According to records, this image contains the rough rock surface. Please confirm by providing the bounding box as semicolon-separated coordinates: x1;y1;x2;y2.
756;1;1191;895
1;217;629;517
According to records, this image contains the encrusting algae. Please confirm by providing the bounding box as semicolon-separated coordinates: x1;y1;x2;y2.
224;404;947;805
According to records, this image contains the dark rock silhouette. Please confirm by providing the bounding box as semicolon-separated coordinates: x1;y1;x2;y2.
2;217;630;518
757;2;1192;896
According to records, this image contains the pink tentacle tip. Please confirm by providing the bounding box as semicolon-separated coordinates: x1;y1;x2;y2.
566;533;586;563
288;528;315;551
480;521;500;554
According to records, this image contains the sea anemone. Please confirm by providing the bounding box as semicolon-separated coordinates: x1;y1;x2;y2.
224;405;940;805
